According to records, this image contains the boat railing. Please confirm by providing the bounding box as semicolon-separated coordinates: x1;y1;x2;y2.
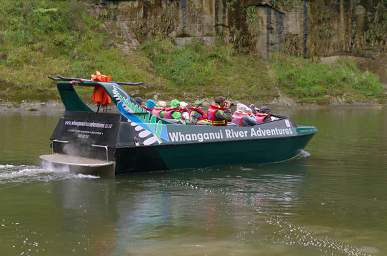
49;75;145;87
50;139;69;154
91;144;109;162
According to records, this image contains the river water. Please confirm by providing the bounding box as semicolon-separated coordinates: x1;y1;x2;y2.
0;107;386;256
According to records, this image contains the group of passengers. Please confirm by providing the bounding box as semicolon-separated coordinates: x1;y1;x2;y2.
134;96;274;127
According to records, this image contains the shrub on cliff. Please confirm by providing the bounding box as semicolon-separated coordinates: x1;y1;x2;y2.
272;55;384;103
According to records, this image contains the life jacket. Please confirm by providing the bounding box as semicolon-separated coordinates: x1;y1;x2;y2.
91;71;112;82
189;106;207;120
91;86;112;106
232;111;245;126
179;107;190;120
207;104;227;126
255;113;270;124
162;107;179;119
151;108;163;117
91;71;112;106
143;106;153;112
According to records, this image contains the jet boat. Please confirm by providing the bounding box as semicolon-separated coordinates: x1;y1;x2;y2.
40;76;317;175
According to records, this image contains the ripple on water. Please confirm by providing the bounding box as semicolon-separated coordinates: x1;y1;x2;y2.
265;216;372;256
162;175;374;256
0;164;99;184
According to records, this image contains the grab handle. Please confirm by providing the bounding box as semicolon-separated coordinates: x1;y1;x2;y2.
51;140;69;154
92;144;109;162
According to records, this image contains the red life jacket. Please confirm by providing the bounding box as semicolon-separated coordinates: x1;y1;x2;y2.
151;108;163;117
232;111;245;126
162;107;179;119
143;106;153;112
232;111;271;126
255;113;270;124
189;106;207;120
207;104;227;126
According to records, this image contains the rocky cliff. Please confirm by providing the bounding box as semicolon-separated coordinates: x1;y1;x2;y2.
97;0;386;58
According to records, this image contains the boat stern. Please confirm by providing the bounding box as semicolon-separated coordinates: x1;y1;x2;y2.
40;111;122;176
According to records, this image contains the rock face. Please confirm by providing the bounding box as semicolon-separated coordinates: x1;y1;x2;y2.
100;0;386;58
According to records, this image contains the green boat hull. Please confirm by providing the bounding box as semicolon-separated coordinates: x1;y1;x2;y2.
115;132;314;173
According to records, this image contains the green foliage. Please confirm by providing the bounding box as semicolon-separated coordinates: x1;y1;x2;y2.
141;39;277;101
365;2;387;47
246;6;258;25
0;0;156;102
142;40;215;87
272;55;384;103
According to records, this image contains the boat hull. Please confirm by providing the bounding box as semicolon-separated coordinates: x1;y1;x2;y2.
46;111;317;174
114;133;314;173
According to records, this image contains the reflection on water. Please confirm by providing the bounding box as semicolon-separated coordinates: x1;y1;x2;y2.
0;107;387;255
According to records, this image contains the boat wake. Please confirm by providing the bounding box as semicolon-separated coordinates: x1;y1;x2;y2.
0;164;99;184
297;149;311;158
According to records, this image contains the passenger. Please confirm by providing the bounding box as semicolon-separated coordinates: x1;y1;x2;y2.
156;100;167;108
187;100;209;125
134;97;143;106
152;100;167;117
144;99;156;111
232;103;257;126
207;96;232;126
160;99;184;123
134;97;156;112
250;104;272;123
179;101;190;121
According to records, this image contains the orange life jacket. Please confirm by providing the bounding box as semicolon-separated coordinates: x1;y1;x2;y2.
91;71;112;82
92;86;112;106
91;71;112;106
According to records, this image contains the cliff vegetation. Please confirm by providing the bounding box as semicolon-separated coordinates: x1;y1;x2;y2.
0;0;385;105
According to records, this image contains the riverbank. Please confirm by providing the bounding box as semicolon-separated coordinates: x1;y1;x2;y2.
1;47;385;105
0;1;385;105
0;101;64;113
